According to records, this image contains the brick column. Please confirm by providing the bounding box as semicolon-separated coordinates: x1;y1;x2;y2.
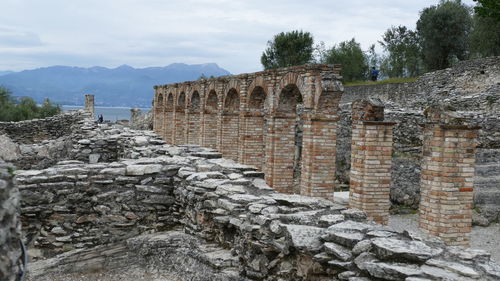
419;108;479;246
221;113;240;160
164;107;174;144
348;99;395;225
187;110;201;145
240;111;265;170
300;113;338;200
265;114;296;193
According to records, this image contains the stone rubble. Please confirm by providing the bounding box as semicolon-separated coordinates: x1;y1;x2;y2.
17;118;500;281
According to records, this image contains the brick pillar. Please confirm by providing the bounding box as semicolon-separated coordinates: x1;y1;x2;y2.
300;113;338;200
202;110;218;149
419;108;479;246
164;108;174;144
348;99;395;225
221;113;239;160
240;111;265;170
265;114;296;193
84;94;95;119
187;111;201;145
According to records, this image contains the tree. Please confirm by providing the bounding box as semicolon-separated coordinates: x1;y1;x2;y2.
379;25;421;77
469;14;500;57
0;85;61;121
261;30;314;70
417;0;472;71
321;38;367;82
473;0;500;22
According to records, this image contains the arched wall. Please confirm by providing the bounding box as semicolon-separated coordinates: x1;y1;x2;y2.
164;92;174;144
221;88;240;161
153;64;342;199
187;90;202;145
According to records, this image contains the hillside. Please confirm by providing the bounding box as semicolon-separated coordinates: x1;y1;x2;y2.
0;63;231;107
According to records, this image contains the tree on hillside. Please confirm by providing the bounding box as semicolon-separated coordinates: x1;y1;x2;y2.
261;30;314;70
473;0;500;22
321;38;367;82
417;0;472;71
379;25;421;78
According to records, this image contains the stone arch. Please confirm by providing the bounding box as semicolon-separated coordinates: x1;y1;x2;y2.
157;93;164;107
241;86;268;170
248;86;267;112
205;90;218;113
221;88;240;160
187;91;202;144
166;93;174;110
277;84;303;114
224;88;240;113
268;83;304;194
202;90;219;149
177;92;186;111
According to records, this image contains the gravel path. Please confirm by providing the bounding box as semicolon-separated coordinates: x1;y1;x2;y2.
389;214;500;262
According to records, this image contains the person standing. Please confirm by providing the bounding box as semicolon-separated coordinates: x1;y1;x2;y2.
370;67;379;81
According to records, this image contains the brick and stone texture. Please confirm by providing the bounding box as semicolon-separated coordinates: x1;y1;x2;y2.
164;93;174;144
153;92;164;138
349;99;395;225
153;65;343;195
419;107;480;246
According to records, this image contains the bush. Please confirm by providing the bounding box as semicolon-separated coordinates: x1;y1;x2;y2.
0;86;61;121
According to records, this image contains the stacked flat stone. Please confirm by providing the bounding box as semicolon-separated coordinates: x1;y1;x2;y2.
0;110;89;144
0;160;22;281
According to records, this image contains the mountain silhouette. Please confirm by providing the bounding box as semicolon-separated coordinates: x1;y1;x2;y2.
0;63;231;107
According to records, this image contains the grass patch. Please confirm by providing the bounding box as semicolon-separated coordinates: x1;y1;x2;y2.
344;77;418;87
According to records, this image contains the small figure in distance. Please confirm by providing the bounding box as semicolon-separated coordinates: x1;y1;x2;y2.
97;114;103;124
370;67;379;81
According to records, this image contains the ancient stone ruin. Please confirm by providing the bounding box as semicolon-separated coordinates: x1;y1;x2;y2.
0;57;499;281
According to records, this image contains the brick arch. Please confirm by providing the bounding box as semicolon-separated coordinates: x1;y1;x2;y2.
205;90;218;113
248;86;267;112
202;89;219;149
223;88;240;113
157;93;164;107
189;91;201;112
277;84;302;114
165;93;174;109
176;92;186;111
226;79;241;95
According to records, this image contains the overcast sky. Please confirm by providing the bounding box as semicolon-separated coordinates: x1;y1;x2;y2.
0;0;476;74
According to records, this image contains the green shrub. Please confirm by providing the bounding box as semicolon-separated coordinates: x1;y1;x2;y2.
0;86;61;121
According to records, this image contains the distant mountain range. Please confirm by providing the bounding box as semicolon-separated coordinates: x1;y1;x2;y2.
0;63;231;107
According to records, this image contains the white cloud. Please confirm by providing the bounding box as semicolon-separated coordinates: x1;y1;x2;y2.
0;0;477;73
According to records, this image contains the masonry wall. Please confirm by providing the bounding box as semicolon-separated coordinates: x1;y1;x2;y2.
0;160;22;281
0;111;88;144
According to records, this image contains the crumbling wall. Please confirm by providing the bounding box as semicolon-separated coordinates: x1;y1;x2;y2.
0;160;23;281
16;123;500;280
0;111;89;144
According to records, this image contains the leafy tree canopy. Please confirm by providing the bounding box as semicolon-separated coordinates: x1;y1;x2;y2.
379;25;422;78
473;0;500;21
417;0;472;71
0;86;61;122
321;38;367;82
261;30;315;70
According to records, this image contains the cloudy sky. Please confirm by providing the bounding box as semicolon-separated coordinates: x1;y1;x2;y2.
0;0;476;74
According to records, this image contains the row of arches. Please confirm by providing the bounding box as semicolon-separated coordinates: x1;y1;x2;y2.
153;66;342;199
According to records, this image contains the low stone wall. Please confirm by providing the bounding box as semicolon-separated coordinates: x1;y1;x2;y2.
16;157;180;258
0;160;22;281
0;110;88;144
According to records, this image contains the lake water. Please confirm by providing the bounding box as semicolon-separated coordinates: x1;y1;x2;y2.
62;105;151;122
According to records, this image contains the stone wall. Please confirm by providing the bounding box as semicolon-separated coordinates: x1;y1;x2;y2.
340;57;500;217
0;110;88;144
0;160;23;281
18;137;500;280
